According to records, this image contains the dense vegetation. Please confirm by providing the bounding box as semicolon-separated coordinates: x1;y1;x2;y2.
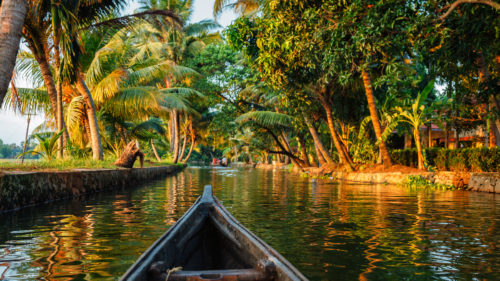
0;0;498;172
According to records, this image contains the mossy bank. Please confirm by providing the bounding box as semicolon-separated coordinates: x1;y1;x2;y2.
0;164;185;213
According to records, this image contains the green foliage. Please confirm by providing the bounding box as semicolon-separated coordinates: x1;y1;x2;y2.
0;157;176;171
392;148;500;172
0;139;36;159
236;111;293;129
18;131;64;161
402;175;457;190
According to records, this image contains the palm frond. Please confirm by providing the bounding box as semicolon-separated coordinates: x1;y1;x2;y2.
91;68;128;104
236;111;293;129
3;87;51;114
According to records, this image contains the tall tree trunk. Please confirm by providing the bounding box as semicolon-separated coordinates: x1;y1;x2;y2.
414;129;424;170
83;111;92;145
304;116;335;165
455;127;460;149
246;146;253;164
32;46;70;147
182;133;196;164
234;145;238;162
428;122;433;148
178;129;188;161
21;113;31;163
361;70;392;166
171;110;180;163
75;71;103;160
314;143;327;167
280;131;302;168
297;136;311;167
445;123;449;149
151;139;161;161
35;54;58;115
319;96;354;170
0;0;28;107
477;52;500;146
168;115;175;152
489;116;497;147
53;43;64;158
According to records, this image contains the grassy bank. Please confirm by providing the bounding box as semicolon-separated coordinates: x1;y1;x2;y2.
0;157;181;172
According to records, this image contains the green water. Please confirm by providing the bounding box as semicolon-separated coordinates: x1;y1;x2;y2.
0;167;498;280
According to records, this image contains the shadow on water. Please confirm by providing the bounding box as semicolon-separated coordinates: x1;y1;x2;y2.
0;167;498;280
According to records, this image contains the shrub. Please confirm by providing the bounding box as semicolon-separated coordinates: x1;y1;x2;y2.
391;147;500;172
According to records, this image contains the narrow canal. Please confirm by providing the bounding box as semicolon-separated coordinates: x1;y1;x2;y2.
0;167;498;280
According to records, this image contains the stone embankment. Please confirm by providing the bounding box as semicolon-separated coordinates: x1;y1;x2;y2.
0;165;185;212
253;163;498;193
327;171;498;193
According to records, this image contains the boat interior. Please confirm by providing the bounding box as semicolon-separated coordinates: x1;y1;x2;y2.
146;203;276;281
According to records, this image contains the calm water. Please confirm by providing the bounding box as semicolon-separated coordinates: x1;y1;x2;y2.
0;167;498;280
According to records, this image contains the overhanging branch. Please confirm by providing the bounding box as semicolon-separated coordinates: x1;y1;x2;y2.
440;0;500;20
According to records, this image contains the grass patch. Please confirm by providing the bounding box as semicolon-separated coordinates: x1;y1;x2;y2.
0;156;178;171
402;175;458;190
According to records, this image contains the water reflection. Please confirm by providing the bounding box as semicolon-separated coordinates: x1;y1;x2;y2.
0;167;498;280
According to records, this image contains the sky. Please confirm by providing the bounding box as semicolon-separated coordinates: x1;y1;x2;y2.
0;0;237;145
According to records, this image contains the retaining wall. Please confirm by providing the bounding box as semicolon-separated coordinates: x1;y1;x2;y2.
0;165;185;212
326;170;498;193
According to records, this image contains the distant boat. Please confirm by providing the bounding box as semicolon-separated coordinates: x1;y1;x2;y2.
120;185;308;281
210;162;227;167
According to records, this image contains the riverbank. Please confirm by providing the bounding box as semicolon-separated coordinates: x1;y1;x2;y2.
0;164;185;212
253;163;499;194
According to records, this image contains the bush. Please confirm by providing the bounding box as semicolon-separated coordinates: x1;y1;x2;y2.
391;147;500;172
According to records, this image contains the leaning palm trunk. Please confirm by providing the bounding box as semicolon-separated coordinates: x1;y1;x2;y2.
297;136;311;167
171;110;180;163
304;116;335;165
35;53;59;115
0;0;28;107
178;129;188;161
314;143;326;167
319;96;354;171
33;49;70;148
76;71;103;160
151;139;161;161
280;132;301;168
182;134;196;164
21;113;31;164
361;70;393;167
53;41;65;158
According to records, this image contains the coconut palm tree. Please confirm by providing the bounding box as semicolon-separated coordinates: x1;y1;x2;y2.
68;20;202;162
138;0;220;162
0;0;29;106
213;0;260;18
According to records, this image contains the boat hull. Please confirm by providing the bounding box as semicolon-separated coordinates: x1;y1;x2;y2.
120;185;307;281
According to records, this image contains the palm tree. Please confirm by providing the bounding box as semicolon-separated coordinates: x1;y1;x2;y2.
213;0;260;18
138;0;219;163
74;20;201;162
0;0;28;106
18;130;64;160
48;0;130;160
396;81;435;170
361;70;394;167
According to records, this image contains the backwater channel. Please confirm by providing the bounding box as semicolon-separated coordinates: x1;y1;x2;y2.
0;167;498;280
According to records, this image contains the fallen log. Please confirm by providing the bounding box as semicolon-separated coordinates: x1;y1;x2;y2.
114;141;144;168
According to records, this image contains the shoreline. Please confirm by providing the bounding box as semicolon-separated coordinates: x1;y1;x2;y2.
252;163;499;194
0;164;186;213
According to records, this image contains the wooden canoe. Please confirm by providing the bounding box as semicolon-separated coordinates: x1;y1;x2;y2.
120;185;308;281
